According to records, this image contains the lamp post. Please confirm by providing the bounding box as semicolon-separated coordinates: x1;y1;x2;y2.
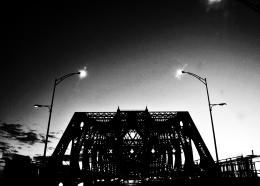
35;68;87;159
181;70;221;163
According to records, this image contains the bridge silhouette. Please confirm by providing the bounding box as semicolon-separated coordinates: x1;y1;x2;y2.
40;107;259;185
1;108;260;186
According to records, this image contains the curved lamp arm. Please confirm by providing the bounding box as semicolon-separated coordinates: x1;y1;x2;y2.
182;71;206;85
210;103;227;110
55;72;80;86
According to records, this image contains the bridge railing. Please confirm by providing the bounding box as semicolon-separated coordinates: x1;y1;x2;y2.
217;155;260;178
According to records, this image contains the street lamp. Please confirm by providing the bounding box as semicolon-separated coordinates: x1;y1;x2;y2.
180;70;221;163
210;103;227;111
34;104;50;109
35;68;87;159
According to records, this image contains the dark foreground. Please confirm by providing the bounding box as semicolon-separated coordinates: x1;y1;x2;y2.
94;178;260;186
2;177;260;186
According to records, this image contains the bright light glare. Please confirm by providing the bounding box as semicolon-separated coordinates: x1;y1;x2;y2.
175;64;187;79
176;69;183;79
79;66;87;79
208;0;222;4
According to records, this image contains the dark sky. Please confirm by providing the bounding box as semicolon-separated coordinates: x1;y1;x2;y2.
2;1;204;116
1;1;260;158
1;1;234;108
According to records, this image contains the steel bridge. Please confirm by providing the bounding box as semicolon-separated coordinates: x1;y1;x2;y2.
45;108;217;185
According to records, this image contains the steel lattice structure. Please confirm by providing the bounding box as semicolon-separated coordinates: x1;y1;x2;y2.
46;108;216;185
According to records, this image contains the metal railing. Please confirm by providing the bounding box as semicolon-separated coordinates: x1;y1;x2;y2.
218;155;260;178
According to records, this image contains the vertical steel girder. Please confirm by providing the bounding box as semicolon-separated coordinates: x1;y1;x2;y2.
47;108;216;185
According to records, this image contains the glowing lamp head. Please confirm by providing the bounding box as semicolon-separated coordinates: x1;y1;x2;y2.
34;104;40;108
79;66;87;79
176;69;183;79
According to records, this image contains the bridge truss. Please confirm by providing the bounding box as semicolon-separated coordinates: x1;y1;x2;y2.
46;108;216;185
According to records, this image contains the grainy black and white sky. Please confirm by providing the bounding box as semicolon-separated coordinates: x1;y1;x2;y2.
1;0;260;159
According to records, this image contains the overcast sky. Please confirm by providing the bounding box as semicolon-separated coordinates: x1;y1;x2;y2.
1;0;260;160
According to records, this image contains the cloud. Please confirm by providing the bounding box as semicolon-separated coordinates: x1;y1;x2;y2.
39;132;57;143
0;122;41;144
48;134;58;139
0;123;23;137
48;146;55;151
0;122;58;153
16;130;41;145
0;141;18;153
49;131;61;138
